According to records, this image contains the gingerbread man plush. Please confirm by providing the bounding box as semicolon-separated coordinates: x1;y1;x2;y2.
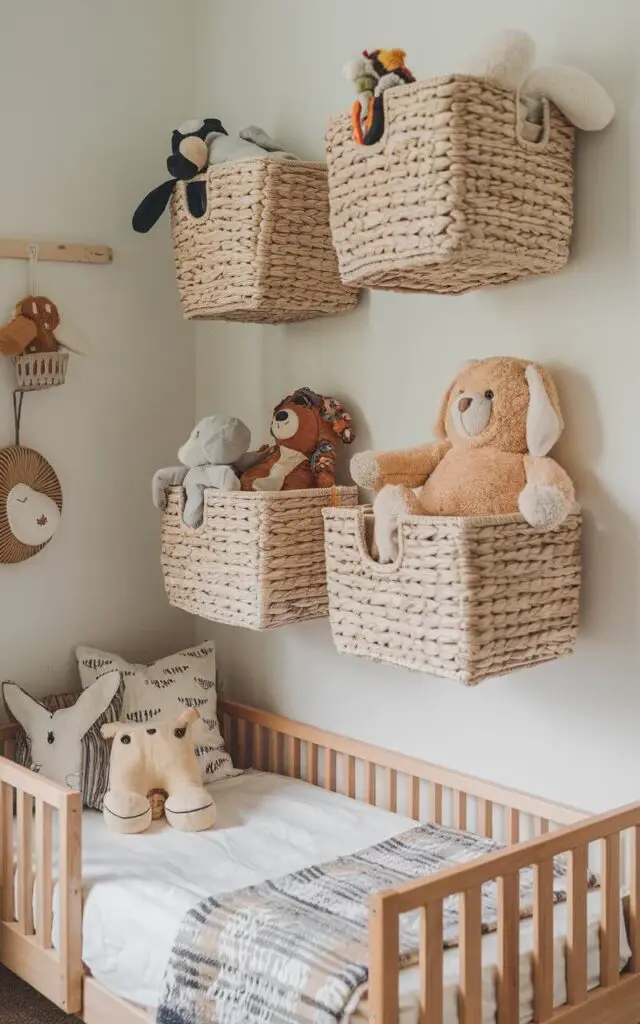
0;296;61;356
240;387;355;491
351;357;575;562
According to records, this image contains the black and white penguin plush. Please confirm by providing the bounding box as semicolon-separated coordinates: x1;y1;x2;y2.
132;118;227;233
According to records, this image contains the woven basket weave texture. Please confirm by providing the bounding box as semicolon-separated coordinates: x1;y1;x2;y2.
162;487;358;630
323;507;581;684
326;75;575;294
171;158;359;322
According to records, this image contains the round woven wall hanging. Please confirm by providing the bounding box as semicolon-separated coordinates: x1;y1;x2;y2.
0;445;62;563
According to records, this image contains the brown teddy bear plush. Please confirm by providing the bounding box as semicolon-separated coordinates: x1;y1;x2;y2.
351;357;575;562
240;387;355;491
101;709;216;835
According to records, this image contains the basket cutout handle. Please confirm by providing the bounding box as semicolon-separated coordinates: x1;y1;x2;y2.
348;506;437;577
515;93;552;151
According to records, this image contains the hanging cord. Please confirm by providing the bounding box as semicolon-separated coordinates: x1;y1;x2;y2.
12;390;25;447
28;242;40;296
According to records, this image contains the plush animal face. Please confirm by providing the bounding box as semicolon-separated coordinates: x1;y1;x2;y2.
102;708;202;792
3;671;120;790
178;415;251;468
436;357;563;456
270;388;355;454
167;118;227;180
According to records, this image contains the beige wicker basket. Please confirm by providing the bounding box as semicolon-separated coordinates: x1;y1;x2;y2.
170;158;359;322
162;486;358;629
13;350;68;391
326;76;575;294
323;506;581;684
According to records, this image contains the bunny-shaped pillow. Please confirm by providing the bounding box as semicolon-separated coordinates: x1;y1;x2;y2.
3;671;122;808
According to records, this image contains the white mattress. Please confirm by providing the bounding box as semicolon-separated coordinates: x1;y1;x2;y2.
49;771;630;1023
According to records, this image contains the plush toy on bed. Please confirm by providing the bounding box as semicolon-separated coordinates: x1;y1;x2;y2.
101;708;216;834
351;357;576;563
240;387;355;491
153;415;251;527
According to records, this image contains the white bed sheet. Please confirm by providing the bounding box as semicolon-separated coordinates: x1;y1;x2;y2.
49;771;629;1023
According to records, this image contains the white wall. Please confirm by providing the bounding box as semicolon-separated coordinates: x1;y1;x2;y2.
0;1;197;695
194;0;640;812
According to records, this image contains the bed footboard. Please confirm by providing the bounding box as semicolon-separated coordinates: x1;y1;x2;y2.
369;802;640;1024
0;725;82;1015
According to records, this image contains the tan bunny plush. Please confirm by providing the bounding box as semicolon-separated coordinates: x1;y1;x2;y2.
101;709;216;834
351;357;575;562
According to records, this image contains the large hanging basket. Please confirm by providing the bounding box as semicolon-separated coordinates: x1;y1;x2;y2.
162;486;358;630
323;506;581;684
170;158;359;323
13;350;68;391
325;75;575;294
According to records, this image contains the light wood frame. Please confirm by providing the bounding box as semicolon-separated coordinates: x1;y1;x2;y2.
1;703;638;1024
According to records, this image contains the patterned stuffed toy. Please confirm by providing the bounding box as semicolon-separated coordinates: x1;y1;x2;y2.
240;387;355;491
101;708;216;835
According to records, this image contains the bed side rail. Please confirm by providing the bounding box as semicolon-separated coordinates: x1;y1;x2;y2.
219;699;586;839
369;801;640;1024
0;743;82;1014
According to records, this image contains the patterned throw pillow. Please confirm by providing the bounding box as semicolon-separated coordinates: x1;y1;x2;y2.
3;671;123;810
75;642;238;784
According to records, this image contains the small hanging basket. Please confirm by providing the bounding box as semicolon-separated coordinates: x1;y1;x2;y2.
13;350;69;392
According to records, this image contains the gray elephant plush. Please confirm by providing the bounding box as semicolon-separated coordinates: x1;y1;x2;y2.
153;415;251;527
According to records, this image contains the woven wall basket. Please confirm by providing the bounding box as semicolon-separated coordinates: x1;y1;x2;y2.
323;507;581;684
162;486;358;630
325;76;575;294
170;158;359;323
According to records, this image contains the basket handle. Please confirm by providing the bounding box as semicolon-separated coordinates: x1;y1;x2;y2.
515;92;552;150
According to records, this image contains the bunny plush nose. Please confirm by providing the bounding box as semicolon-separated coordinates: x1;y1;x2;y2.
458;396;473;412
274;411;288;422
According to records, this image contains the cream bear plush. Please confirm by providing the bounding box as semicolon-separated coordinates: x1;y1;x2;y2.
101;709;216;834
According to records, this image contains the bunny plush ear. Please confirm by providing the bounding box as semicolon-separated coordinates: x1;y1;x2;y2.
3;682;49;731
320;396;355;444
525;364;563;456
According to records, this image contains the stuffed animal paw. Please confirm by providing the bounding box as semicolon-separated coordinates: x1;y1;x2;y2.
350;450;381;490
518;483;572;532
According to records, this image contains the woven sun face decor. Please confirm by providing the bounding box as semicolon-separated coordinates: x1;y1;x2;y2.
0;445;62;563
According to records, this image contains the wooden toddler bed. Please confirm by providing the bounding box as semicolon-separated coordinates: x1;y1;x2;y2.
0;700;639;1024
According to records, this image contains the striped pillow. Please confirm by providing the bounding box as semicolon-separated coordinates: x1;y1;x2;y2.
5;674;123;810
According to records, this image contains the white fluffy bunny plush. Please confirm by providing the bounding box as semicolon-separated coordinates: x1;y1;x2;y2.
152;415;251;527
462;29;614;132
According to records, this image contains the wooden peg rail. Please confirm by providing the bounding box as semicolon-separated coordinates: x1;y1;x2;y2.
0;238;113;265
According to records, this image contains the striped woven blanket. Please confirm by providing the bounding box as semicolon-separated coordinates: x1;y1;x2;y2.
157;821;576;1024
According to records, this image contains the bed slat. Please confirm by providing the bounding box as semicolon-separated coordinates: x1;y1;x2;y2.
252;725;264;771
237;718;247;769
460;887;482;1024
1;782;13;921
16;791;34;935
366;762;376;806
533;858;554;1021
268;730;279;775
419;901;443;1024
630;826;640;971
429;782;443;825
35;799;53;948
498;872;520;1024
347;755;356;799
324;748;336;792
567;844;588;1004
407;776;420;821
369;894;399;1024
388;769;398;813
507;809;520;844
478;798;493;838
601;833;620;987
454;790;467;831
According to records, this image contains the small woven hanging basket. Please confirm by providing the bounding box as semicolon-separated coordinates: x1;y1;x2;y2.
170;157;359;323
323;506;582;684
13;350;69;391
326;75;575;294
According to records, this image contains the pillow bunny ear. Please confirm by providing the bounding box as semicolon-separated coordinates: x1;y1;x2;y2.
3;682;49;732
320;396;355;443
525;364;563;456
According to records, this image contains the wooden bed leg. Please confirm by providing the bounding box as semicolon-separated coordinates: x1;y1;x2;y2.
369;893;399;1024
58;793;83;1014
